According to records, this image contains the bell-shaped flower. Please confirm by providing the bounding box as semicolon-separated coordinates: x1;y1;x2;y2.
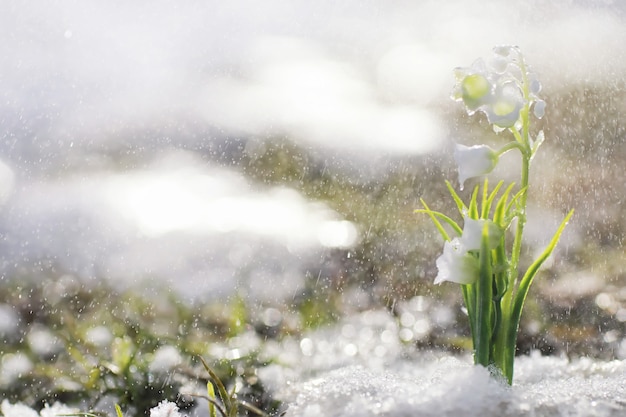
434;218;503;285
452;46;545;131
460;217;503;250
453;68;493;112
434;238;479;285
454;144;499;189
482;82;524;128
533;99;546;119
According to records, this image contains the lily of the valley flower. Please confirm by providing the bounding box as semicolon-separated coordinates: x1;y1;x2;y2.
452;46;544;131
434;218;502;285
454;144;499;189
482;82;524;129
434;238;478;285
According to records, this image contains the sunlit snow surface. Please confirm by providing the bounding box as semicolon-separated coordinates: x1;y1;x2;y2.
259;311;626;417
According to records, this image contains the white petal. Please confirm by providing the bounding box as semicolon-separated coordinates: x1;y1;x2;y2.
454;144;498;190
434;238;478;285
460;218;503;251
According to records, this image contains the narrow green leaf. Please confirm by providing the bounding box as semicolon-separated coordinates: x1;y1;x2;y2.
483;180;505;220
199;357;233;413
468;185;480;219
207;382;217;417
493;183;515;227
475;221;493;367
114;405;124;417
506;186;527;217
480;178;489;219
461;283;476;344
506;209;574;382
417;200;450;241
445;180;468;216
415;206;463;238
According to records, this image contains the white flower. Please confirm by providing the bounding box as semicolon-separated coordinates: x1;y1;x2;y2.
460;218;503;251
482;82;524;128
434;238;479;285
454;144;498;190
452;46;544;130
150;401;184;417
434;218;502;285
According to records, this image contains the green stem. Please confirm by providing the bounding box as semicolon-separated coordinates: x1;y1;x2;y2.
499;56;533;384
475;222;493;367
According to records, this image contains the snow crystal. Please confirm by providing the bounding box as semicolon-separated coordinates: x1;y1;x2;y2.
149;401;185;417
264;310;626;417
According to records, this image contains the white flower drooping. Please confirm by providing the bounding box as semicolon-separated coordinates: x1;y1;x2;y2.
434;238;478;285
434;218;502;285
454;144;499;190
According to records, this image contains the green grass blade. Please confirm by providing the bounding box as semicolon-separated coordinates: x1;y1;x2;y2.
207;381;217;417
199;357;233;414
480;178;489;219
114;405;123;417
483;180;505;220
493;183;515;226
415;206;463;238
506;186;527;217
461;283;476;346
468;184;480;219
506;209;574;383
475;222;493;367
445;180;468;216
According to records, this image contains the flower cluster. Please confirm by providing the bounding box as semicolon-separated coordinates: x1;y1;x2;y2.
418;46;572;385
451;45;545;131
451;46;548;190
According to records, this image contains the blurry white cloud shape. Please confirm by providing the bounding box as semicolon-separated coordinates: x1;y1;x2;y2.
200;36;444;154
1;1;625;159
102;153;357;248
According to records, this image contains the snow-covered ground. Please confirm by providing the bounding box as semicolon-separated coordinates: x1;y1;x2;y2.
260;310;626;417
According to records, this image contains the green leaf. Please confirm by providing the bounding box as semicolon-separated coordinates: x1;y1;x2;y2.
474;221;493;367
415;204;463;239
506;186;527;218
483;180;504;220
445;180;468;216
493;183;516;227
468;185;480;219
507;209;574;380
208;381;217;417
114;404;124;417
200;357;234;416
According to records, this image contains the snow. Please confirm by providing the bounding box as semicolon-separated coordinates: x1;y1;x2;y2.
260;311;626;417
282;357;626;417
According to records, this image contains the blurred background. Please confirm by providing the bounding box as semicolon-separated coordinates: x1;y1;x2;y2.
1;0;626;357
